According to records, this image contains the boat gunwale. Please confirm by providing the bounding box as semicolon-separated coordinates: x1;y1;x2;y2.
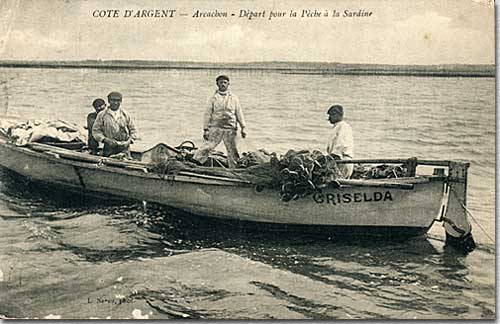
0;139;255;186
0;138;452;188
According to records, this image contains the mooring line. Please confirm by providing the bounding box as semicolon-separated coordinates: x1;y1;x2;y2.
460;201;495;244
449;189;495;244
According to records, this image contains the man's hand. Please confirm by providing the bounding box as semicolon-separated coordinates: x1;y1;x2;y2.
117;139;131;147
203;129;209;141
241;128;247;139
103;138;117;147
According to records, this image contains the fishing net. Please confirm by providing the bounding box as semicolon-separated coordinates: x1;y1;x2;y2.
351;164;409;179
148;148;344;201
148;145;410;201
0;119;86;147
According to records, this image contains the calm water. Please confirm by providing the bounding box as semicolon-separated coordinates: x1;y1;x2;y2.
0;67;495;319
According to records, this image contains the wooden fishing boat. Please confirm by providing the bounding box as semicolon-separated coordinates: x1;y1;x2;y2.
0;133;475;249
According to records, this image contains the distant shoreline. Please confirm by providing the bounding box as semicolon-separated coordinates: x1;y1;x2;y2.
0;60;494;78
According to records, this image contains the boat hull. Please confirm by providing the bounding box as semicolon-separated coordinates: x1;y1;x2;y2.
0;141;445;236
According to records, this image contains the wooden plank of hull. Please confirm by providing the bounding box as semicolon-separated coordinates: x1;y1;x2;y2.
77;167;443;229
172;213;431;238
0;141;444;231
0;142;82;188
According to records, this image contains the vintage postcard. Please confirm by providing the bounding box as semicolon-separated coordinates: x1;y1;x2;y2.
0;0;495;320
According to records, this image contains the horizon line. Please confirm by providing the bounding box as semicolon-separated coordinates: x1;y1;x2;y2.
0;59;494;67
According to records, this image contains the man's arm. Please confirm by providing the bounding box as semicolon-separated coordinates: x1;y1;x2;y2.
86;114;94;131
234;96;246;129
91;112;106;143
203;96;214;130
126;112;139;141
202;96;214;140
234;96;247;138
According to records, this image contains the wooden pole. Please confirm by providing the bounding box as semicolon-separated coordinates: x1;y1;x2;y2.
334;158;453;167
335;179;415;190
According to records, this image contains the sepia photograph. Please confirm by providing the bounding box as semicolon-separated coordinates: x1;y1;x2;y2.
0;0;495;320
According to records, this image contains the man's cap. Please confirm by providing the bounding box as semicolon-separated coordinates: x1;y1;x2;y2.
327;104;344;115
216;75;229;82
107;92;123;100
92;98;105;108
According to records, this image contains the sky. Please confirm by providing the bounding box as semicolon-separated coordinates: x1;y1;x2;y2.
0;0;495;64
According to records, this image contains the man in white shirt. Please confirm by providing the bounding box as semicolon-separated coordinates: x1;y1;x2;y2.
194;75;247;168
326;104;354;178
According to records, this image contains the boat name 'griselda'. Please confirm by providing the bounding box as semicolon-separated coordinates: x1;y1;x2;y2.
313;191;393;205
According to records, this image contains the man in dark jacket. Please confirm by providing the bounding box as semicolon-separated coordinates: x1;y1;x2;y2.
87;98;106;155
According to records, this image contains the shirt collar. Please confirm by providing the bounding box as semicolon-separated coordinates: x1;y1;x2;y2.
106;108;122;119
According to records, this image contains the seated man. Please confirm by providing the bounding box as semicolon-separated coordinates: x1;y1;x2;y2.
92;92;139;157
326;104;354;178
87;98;106;155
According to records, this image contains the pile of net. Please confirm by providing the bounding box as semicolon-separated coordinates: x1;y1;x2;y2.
148;146;411;201
149;149;344;201
351;164;409;179
0;119;86;147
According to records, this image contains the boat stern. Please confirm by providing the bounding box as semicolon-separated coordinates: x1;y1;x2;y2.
440;161;476;252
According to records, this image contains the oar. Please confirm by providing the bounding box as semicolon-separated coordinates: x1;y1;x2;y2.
335;158;452;167
28;142;150;169
332;179;415;190
176;171;252;184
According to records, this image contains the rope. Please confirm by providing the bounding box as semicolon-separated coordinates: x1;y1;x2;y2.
460;202;495;244
450;188;495;244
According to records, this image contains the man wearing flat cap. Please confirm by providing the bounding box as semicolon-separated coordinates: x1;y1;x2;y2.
92;91;139;157
87;98;106;155
326;104;354;178
195;75;247;168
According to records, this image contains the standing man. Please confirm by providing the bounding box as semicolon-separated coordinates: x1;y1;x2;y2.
87;98;106;155
195;75;247;168
92;91;139;157
326;104;354;178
